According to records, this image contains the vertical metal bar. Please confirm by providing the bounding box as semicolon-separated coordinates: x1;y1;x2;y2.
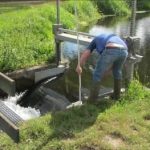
130;0;137;36
56;0;60;24
74;1;82;103
56;42;61;66
55;0;61;65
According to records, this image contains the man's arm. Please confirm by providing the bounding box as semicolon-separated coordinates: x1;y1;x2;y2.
76;49;91;75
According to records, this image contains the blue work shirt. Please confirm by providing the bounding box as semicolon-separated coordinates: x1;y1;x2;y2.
87;34;127;54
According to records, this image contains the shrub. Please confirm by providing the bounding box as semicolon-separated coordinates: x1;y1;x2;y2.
62;0;100;26
93;0;131;16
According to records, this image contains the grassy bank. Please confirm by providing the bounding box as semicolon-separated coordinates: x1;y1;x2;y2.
93;0;131;16
125;0;150;11
94;0;150;16
0;4;72;72
62;0;99;27
0;80;150;149
0;1;99;72
0;1;149;72
137;0;150;11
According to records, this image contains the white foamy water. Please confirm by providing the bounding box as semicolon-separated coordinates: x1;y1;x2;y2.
1;93;41;120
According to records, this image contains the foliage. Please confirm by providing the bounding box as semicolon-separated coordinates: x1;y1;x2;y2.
62;0;100;27
123;80;147;101
124;0;150;11
93;0;131;16
0;4;75;72
137;0;150;10
0;1;100;72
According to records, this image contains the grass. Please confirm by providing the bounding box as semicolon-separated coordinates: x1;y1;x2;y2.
0;0;148;72
0;3;75;72
62;0;100;27
93;0;131;16
0;80;150;149
0;1;100;72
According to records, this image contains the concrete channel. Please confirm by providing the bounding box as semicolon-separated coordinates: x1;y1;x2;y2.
0;66;70;142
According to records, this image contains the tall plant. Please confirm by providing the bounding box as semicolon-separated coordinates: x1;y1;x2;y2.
93;0;131;16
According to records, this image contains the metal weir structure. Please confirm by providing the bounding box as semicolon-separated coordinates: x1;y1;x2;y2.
0;0;142;142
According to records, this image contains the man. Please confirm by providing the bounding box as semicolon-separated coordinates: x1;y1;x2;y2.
76;33;128;103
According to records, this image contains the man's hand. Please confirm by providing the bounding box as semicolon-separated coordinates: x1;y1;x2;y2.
76;65;82;75
75;49;91;75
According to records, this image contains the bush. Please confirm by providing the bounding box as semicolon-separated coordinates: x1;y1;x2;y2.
123;80;146;101
137;0;150;11
93;0;131;16
62;0;100;26
124;0;150;11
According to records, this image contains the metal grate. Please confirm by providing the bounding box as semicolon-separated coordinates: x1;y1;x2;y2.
0;101;24;142
0;101;23;126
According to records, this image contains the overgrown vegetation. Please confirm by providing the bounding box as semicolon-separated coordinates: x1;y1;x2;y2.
62;0;99;26
0;5;70;71
0;0;149;72
0;1;99;72
94;0;150;15
137;0;150;11
0;80;150;149
93;0;131;16
125;0;150;11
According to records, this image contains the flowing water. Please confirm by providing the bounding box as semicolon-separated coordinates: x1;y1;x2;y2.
1;93;40;120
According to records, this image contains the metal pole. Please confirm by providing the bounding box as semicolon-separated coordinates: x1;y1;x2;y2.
59;28;95;38
56;0;60;24
74;1;82;103
130;0;137;36
56;0;61;65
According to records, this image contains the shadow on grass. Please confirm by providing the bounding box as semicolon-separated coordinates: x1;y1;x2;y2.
35;99;116;150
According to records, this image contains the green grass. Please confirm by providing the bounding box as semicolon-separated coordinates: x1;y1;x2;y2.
0;1;99;72
0;80;150;149
137;0;150;10
93;0;131;16
62;0;100;27
125;0;150;11
0;0;148;72
0;3;75;72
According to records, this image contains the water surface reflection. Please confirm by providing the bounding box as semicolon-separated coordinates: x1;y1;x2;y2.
62;13;150;94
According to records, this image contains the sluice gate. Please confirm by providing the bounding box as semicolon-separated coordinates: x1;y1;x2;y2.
0;28;142;142
0;8;142;141
0;28;142;143
0;66;70;142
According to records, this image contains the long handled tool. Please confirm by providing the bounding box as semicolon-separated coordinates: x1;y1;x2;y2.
67;1;82;108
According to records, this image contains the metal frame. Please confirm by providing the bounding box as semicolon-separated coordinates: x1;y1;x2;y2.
0;101;23;142
0;72;15;96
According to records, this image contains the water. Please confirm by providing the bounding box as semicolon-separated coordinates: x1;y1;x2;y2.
62;13;150;88
91;13;150;87
1;93;40;120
